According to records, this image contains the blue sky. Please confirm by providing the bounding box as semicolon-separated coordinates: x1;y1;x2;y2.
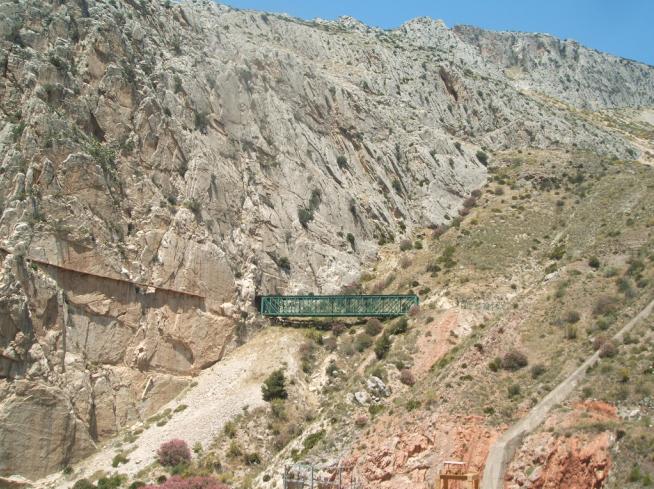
221;0;654;66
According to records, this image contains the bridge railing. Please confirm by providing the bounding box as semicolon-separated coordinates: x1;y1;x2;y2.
260;294;418;317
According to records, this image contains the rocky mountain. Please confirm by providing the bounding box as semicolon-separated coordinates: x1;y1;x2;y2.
452;25;654;110
0;0;653;484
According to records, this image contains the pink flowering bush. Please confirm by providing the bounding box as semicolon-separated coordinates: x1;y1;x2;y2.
157;439;191;467
145;476;230;489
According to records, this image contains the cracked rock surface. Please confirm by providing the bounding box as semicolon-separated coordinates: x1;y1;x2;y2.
0;0;652;479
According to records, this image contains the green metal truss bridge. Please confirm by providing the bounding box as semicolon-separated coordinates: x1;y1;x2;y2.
259;294;419;317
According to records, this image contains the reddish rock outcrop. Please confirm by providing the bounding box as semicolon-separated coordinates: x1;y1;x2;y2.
346;414;499;488
505;402;616;489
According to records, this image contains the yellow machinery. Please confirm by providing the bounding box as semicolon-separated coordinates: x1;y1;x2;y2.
436;461;479;489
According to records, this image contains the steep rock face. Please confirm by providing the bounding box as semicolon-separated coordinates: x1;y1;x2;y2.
0;0;649;480
0;381;96;479
453;25;654;110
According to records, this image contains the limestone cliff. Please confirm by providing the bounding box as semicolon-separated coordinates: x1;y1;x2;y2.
0;0;651;480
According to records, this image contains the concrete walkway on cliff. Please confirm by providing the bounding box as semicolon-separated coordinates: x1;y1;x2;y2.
481;297;654;489
37;328;303;489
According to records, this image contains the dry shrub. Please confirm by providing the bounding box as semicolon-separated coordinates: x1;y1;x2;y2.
331;323;346;336
399;255;412;268
432;226;446;239
594;336;618;358
399;239;412;251
463;196;477;208
501;350;528;371
323;337;337;352
593;295;619;317
354;415;368;427
372;273;396;292
399;369;416;386
365;318;383;336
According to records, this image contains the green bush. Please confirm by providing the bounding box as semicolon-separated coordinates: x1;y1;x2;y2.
588;257;600;269
303;430;325;451
73;480;96;489
549;244;566;261
507;384;521;398
389;317;408;335
476;150;489;166
629;464;642;483
564;325;577;340
223;421;236;438
173;75;183;93
309;188;322;210
112;452;129;467
298;207;314;228
354;333;373;352
244;452;261;465
271;399;287;420
97;475;126;489
530;363;546;378
374;333;392;359
194;112;209;133
227;441;242;458
346;233;355;250
336;155;348;169
262;369;288;401
426;262;441;274
277;256;291;272
406;399;421;411
488;357;501;372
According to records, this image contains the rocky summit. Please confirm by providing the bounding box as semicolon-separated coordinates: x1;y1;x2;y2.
0;0;653;487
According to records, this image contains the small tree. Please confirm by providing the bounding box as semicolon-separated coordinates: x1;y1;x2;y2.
262;369;287;401
157;439;191;467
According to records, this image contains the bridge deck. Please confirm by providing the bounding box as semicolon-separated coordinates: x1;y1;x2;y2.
260;294;418;317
